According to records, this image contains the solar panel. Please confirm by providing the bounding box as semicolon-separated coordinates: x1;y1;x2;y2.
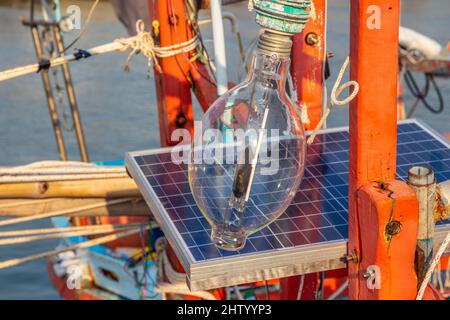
125;119;450;291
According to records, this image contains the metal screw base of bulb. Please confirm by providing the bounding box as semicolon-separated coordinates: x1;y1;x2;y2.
211;227;247;251
257;30;293;58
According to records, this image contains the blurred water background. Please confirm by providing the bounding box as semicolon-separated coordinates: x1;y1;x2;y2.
0;0;448;299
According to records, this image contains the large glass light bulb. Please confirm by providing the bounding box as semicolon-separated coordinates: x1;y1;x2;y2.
188;32;306;251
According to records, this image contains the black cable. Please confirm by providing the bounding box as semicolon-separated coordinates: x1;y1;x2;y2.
425;74;444;114
73;49;92;60
62;0;100;53
37;59;51;73
264;280;270;300
404;71;444;115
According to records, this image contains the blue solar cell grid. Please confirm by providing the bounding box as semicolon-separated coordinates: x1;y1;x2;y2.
131;121;450;262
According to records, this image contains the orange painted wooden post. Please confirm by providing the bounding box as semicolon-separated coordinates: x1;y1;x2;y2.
291;0;326;130
356;181;418;299
348;0;419;299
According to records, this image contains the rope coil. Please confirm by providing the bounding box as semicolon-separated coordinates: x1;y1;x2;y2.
307;56;359;145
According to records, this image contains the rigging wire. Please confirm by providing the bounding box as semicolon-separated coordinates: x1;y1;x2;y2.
184;0;218;82
41;24;74;131
63;0;100;53
169;0;217;87
264;280;270;300
404;71;444;117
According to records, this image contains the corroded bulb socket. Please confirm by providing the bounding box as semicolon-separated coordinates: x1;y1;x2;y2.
252;0;312;34
257;30;293;58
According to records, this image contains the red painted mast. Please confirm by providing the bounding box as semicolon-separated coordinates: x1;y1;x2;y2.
291;0;326;130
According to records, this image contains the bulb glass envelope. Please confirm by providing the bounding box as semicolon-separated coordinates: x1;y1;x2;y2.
188;51;307;251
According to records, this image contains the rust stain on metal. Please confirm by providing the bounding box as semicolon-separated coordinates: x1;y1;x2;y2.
385;220;402;237
435;186;450;221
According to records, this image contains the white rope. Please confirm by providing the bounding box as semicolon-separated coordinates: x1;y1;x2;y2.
107;19;198;72
307;56;359;145
0;20;199;82
0;173;129;183
0;198;135;227
0;164;125;174
0;41;126;82
0;224;139;246
0;223;142;237
327;279;349;300
154;238;217;300
296;274;305;300
416;230;450;300
0;198;59;210
0;161;129;183
154;282;217;301
0;226;146;270
436;262;445;294
234;286;245;300
1;161;94;169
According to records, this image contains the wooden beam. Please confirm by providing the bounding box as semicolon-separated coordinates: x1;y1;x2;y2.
0;178;140;199
0;198;150;217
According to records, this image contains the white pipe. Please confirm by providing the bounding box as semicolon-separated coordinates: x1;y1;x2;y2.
222;12;239;34
210;0;228;96
399;26;442;58
199;11;239;34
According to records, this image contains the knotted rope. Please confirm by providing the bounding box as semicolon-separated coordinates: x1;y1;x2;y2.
0;21;199;82
116;20;199;72
307;56;360;144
